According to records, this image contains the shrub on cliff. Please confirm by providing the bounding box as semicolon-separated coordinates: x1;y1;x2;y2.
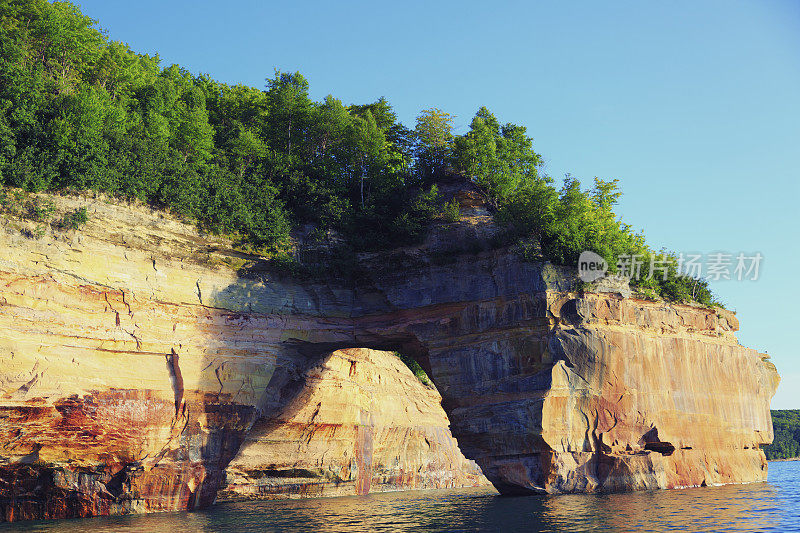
448;106;715;305
394;352;434;388
494;174;714;305
55;206;88;230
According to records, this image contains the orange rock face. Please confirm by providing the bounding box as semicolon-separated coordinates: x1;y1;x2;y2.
219;348;487;500
498;293;779;493
0;194;779;522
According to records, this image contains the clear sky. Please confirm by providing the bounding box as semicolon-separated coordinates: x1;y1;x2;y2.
73;0;800;408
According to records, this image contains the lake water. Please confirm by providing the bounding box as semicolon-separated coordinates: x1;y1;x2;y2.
3;461;799;532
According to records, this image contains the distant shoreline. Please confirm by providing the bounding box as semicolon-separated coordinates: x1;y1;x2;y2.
768;457;800;462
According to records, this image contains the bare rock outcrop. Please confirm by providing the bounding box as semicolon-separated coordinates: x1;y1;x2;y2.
219;348;487;500
0;192;779;522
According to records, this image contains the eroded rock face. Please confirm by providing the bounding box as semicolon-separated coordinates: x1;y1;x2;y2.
0;193;779;521
219;348;488;500
492;293;778;493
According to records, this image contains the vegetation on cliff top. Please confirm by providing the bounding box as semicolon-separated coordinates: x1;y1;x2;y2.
764;410;800;460
0;0;713;305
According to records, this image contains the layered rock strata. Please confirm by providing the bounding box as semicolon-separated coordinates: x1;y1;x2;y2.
219;348;487;500
0;192;779;521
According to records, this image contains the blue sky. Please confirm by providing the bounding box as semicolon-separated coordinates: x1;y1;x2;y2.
74;0;800;408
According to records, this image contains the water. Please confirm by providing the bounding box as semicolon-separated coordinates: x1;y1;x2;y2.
3;461;799;532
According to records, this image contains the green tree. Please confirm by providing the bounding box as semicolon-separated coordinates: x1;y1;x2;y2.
454;106;542;202
414;107;454;180
265;70;312;159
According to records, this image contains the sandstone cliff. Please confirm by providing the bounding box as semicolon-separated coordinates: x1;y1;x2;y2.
219;348;487;500
0;191;779;522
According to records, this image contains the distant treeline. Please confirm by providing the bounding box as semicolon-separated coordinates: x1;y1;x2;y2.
764;410;800;460
0;0;713;304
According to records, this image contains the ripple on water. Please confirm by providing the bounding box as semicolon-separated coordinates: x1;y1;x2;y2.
2;461;798;533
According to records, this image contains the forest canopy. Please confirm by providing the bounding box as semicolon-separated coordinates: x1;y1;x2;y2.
0;0;713;304
763;410;800;460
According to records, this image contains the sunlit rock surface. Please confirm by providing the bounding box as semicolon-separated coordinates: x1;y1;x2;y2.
0;191;779;522
219;348;487;500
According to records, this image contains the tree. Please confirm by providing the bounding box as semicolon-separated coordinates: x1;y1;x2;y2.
414;107;454;180
348;109;386;208
350;97;414;177
454;106;542;201
265;70;312;159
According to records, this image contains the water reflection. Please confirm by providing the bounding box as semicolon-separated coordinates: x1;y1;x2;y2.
3;462;796;532
539;482;783;532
